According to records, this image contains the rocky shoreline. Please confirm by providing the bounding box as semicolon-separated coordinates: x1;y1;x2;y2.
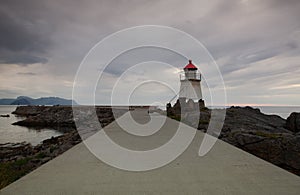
1;105;300;189
0;131;81;189
0;105;127;189
168;99;300;176
11;105;125;129
219;107;300;175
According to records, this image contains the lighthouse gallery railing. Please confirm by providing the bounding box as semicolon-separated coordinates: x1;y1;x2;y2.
179;72;201;81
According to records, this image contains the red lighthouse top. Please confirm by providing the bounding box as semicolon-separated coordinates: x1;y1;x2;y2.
184;60;197;70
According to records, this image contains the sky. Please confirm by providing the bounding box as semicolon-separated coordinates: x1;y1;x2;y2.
0;0;299;106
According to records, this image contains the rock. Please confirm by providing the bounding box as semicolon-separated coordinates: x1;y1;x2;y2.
235;133;265;146
223;106;289;134
12;106;75;129
12;106;128;131
12;105;46;116
285;112;300;133
168;102;300;175
0;142;33;161
0;114;10;117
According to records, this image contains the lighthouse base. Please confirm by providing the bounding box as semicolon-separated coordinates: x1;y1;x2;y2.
166;98;206;119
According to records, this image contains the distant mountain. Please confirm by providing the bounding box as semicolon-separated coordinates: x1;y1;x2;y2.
10;98;31;105
0;98;15;105
0;96;77;105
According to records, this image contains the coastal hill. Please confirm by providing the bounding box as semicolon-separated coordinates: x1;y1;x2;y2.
0;96;77;105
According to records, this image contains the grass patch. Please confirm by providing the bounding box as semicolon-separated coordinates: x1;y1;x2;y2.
50;146;57;153
0;157;33;189
35;152;47;159
254;131;282;139
14;157;31;166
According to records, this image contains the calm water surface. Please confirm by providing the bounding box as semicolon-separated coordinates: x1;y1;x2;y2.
0;106;63;145
254;106;300;119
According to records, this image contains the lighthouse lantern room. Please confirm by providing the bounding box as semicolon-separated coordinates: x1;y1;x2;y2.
179;60;203;102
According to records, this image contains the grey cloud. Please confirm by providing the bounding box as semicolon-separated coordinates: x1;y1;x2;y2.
0;0;300;105
286;41;298;50
104;47;187;77
0;89;19;97
219;48;281;75
0;0;52;65
0;53;48;65
0;12;47;52
17;72;37;76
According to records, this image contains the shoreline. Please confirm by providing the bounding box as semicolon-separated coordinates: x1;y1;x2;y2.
0;105;128;189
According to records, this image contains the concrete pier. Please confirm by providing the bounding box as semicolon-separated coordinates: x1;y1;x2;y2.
2;110;300;194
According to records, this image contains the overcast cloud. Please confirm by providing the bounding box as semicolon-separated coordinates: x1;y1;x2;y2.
0;0;299;106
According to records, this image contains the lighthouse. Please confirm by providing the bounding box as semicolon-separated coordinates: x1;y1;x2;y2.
166;60;205;117
179;60;203;103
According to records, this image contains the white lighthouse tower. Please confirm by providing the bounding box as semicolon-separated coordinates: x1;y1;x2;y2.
179;60;203;102
166;60;204;116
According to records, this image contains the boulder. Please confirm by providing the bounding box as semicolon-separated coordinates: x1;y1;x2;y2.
286;112;300;133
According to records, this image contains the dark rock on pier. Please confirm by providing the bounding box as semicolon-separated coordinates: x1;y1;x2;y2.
167;101;300;176
216;107;300;175
285;112;300;133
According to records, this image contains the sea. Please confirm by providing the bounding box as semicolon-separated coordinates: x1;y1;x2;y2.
0;106;63;146
0;105;299;145
208;106;300;119
253;106;300;119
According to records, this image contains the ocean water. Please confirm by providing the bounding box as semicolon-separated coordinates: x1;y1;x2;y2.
254;106;300;119
0;106;63;146
208;106;300;119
